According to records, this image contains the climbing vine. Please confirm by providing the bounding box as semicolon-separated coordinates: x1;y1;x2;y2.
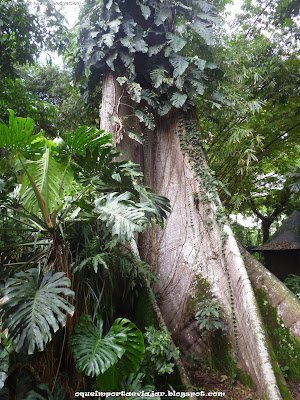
178;117;239;362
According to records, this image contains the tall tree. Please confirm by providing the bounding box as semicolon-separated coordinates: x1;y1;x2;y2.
74;0;298;398
0;1;71;125
198;0;300;242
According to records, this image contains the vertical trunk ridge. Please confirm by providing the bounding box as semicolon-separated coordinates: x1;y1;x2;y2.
99;72;299;399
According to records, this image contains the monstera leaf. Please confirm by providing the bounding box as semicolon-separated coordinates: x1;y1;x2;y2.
0;110;42;154
94;192;149;242
70;314;144;378
1;268;74;354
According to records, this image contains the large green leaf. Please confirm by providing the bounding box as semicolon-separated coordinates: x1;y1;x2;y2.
169;54;189;77
134;109;155;130
191;18;214;45
134;185;171;224
94;192;148;242
70;314;144;378
166;33;187;53
98;372;161;398
170;92;188;108
1;268;74;354
62;126;112;156
138;1;151;20
0;110;36;150
18;146;73;215
150;68;167;89
0;110;44;156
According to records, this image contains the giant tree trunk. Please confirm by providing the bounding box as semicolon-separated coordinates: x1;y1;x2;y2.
239;244;300;339
100;72;291;399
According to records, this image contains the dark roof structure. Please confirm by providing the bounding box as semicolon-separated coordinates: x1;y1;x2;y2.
254;210;300;251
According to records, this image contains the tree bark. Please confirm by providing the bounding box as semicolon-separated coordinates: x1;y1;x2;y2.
100;71;286;400
239;244;300;340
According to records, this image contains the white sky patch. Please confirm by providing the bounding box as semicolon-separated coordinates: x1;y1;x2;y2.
230;213;259;228
55;0;246;31
59;1;84;28
224;0;244;33
225;0;243;20
35;0;84;65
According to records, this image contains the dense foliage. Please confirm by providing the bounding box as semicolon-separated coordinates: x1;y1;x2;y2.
1;0;300;397
75;0;223;128
197;0;300;242
0;111;172;396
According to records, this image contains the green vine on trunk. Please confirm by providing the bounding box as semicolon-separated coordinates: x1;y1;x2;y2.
178;116;239;362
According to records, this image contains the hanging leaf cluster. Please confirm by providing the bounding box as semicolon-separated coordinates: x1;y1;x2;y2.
76;0;220;125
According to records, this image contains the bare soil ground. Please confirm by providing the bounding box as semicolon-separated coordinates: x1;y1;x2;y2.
185;362;300;399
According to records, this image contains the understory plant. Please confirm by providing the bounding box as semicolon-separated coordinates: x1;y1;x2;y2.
142;327;179;377
0;110;171;396
195;300;226;369
284;274;300;300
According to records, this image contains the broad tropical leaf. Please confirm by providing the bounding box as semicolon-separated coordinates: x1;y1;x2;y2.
94;192;148;242
127;81;142;103
121;373;161;399
191;18;214;45
18;146;73;215
170;92;188;108
1;268;74;354
70;314;144;378
150;68;167;88
97;319;146;390
98;372;161;398
148;44;165;57
166;33;187;53
0;110;44;157
62;126;112;156
169;54;189;77
135;185;171;223
134;109;155;130
138;2;151;20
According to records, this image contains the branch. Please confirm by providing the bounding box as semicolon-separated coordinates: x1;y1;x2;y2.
256;121;300;160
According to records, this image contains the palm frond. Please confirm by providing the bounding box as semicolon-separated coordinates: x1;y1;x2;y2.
1;268;74;354
72;252;110;273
